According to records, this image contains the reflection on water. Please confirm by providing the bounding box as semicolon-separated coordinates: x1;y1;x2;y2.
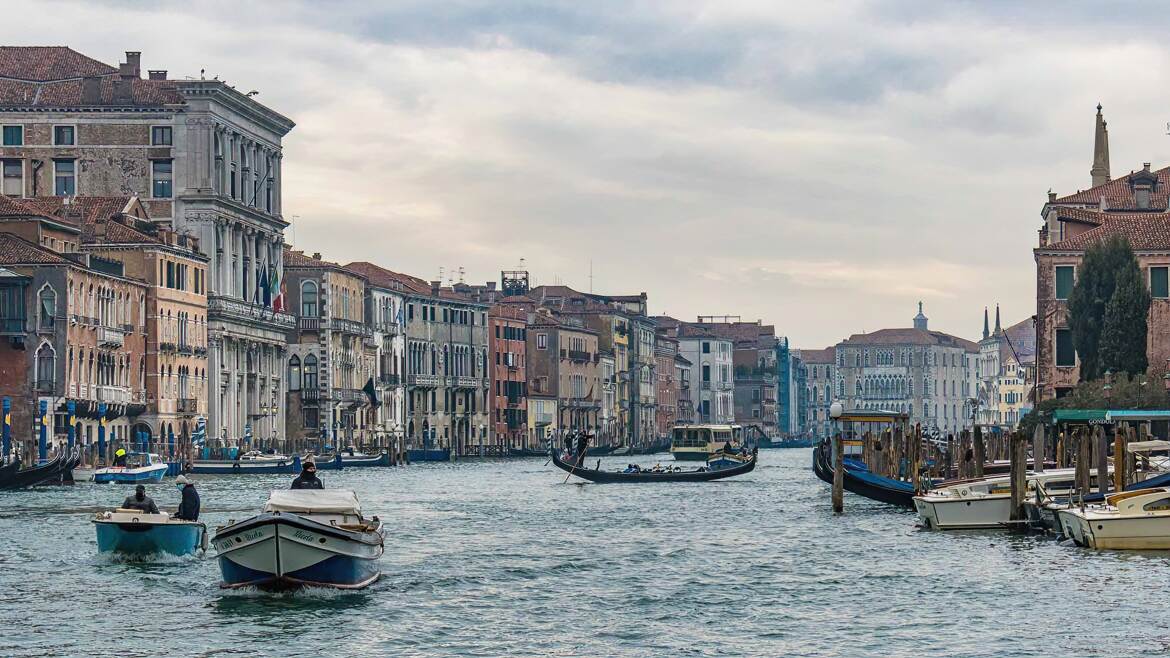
0;450;1164;657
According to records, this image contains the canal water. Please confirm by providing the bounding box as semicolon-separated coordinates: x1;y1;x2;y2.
0;449;1167;657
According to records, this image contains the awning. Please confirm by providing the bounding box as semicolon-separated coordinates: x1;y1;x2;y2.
1127;440;1170;453
1107;410;1170;422
1051;409;1108;424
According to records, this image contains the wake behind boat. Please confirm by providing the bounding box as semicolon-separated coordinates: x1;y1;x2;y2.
212;489;384;590
551;448;757;483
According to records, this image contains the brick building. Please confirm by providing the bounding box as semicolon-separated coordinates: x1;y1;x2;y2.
489;303;527;450
525;308;600;437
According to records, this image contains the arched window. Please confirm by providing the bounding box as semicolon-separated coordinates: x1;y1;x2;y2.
288;355;302;391
36;342;55;388
38;284;56;330
301;280;318;317
303;354;318;389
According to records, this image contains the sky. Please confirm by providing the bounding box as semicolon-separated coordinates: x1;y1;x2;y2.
8;1;1170;348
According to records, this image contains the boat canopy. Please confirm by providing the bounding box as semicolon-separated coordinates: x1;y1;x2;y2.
1127;440;1170;453
264;490;361;516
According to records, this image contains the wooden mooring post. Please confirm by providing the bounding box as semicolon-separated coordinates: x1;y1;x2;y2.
1033;424;1045;473
973;425;985;478
1114;423;1128;493
1096;424;1110;495
1009;432;1028;522
832;432;844;514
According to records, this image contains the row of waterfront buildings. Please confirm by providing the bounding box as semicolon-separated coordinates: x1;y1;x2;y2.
2;47;1134;457
0;46;826;458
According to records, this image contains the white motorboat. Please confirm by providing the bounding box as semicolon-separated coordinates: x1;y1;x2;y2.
1056;487;1170;549
237;450;290;462
914;468;1092;530
212;490;384;590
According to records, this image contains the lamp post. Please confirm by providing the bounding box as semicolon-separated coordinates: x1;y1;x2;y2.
829;401;845;513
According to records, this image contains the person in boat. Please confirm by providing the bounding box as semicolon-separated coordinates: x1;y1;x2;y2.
575;432;588;460
113;448;128;467
290;458;323;490
173;475;200;521
122;484;159;514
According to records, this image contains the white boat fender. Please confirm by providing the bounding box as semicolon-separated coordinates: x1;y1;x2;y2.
200;524;210;553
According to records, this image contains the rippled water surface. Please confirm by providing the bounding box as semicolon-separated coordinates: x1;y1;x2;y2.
1;449;1168;657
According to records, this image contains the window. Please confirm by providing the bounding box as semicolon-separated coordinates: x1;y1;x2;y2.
152;160;173;198
36;343;55;389
53;159;75;196
53;126;75;146
1;159;20;196
302;407;319;430
702;364;710;382
301;280;318;317
288;356;302;391
1054;266;1074;300
151;126;173;146
1;126;21;146
1152;267;1169;299
537;333;548;350
702;342;710;354
38;285;55;330
1055;328;1075;367
303;354;319;389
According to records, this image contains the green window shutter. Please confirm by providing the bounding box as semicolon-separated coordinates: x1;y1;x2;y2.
1151;267;1169;299
1055;329;1076;367
1055;266;1074;300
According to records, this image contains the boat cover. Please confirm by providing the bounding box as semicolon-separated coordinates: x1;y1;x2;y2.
264;490;361;516
1127;440;1170;453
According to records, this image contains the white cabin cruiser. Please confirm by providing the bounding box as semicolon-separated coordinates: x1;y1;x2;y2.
212;489;384;590
1057;487;1170;549
914;468;1092;530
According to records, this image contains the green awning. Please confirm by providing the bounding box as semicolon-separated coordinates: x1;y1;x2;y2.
1107;410;1170;422
1051;409;1108;424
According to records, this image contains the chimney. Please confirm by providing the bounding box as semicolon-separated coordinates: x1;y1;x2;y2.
124;51;141;78
112;78;134;104
1144;162;1152;172
148;70;167;80
1047;190;1056;203
486;281;497;291
81;76;102;104
311;252;321;260
430;280;441;295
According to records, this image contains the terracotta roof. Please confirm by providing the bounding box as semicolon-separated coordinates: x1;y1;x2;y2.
0;47;115;81
1052;207;1106;227
0;233;71;265
999;318;1036;364
1044;211;1170;251
1053;166;1170;211
343;261;433;296
689;320;775;346
798;347;836;364
0;47;181;107
841;328;978;351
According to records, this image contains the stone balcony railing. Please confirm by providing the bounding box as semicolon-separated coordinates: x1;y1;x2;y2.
408;374;443;387
379;373;402;386
177;398;198;414
208;295;295;329
98;326;124;348
96;385;130;404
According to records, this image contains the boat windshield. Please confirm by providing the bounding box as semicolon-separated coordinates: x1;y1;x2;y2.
712;430;732;445
672;428;710;448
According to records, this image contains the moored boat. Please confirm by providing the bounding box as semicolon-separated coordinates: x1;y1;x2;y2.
212;489;384;590
93;452;169;484
189;455;301;475
93;509;206;556
339;451;391;467
811;440;924;507
551;448;758;483
1056;487;1170;549
914;468;1088;530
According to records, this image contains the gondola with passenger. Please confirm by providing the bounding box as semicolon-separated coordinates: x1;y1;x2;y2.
551;447;757;483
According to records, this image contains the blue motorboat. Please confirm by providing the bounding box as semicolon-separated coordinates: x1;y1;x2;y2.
189;455;301;475
93;510;206;556
93;453;169;484
212;490;384;590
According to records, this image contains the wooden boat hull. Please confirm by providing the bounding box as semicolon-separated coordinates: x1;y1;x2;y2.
0;448;79;490
811;442;919;508
189;456;301;475
551;450;756;483
213;513;383;590
94;516;205;556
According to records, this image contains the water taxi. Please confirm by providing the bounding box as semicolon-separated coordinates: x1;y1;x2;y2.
1056;488;1170;549
670;424;743;461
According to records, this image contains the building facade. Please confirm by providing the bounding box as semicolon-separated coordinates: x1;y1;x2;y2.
976;308;1035;431
489;304;527;449
835;304;978;436
526;309;600;438
797;347;836;439
676;325;734;424
654;334;680;438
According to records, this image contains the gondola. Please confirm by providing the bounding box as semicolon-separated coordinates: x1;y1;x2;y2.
811;441;919;508
0;448;74;490
552;448;757;483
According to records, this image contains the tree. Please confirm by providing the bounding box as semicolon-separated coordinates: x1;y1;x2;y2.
1099;255;1150;376
1068;235;1147;380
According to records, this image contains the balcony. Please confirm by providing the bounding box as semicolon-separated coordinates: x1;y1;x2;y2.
701;380;711;390
120;323;134;334
96;385;130;404
35;379;55;394
331;317;371;337
98;326;124;348
335;388;364;403
379;373;402;386
299;388;320;402
177;344;194;356
208;295;295;329
453;376;483;389
0;316;22;336
194;346;208;357
408;374;442;388
300;317;321;332
567;349;591;362
177;398;198;414
159;341;176;353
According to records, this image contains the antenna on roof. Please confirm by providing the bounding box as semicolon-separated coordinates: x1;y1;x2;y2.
589;258;593;294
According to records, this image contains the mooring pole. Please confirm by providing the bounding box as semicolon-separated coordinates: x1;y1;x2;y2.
832;432;844;514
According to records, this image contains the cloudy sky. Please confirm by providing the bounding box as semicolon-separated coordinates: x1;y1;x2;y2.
9;1;1170;348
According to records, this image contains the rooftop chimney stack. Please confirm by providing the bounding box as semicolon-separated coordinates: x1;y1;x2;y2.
124;51;141;78
148;70;167;80
431;280;441;295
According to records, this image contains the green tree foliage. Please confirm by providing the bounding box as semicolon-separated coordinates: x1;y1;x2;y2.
1068;235;1148;380
1017;372;1167;436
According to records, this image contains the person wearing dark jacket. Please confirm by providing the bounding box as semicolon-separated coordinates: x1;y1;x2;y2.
291;459;323;490
122;484;159;514
174;475;200;521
